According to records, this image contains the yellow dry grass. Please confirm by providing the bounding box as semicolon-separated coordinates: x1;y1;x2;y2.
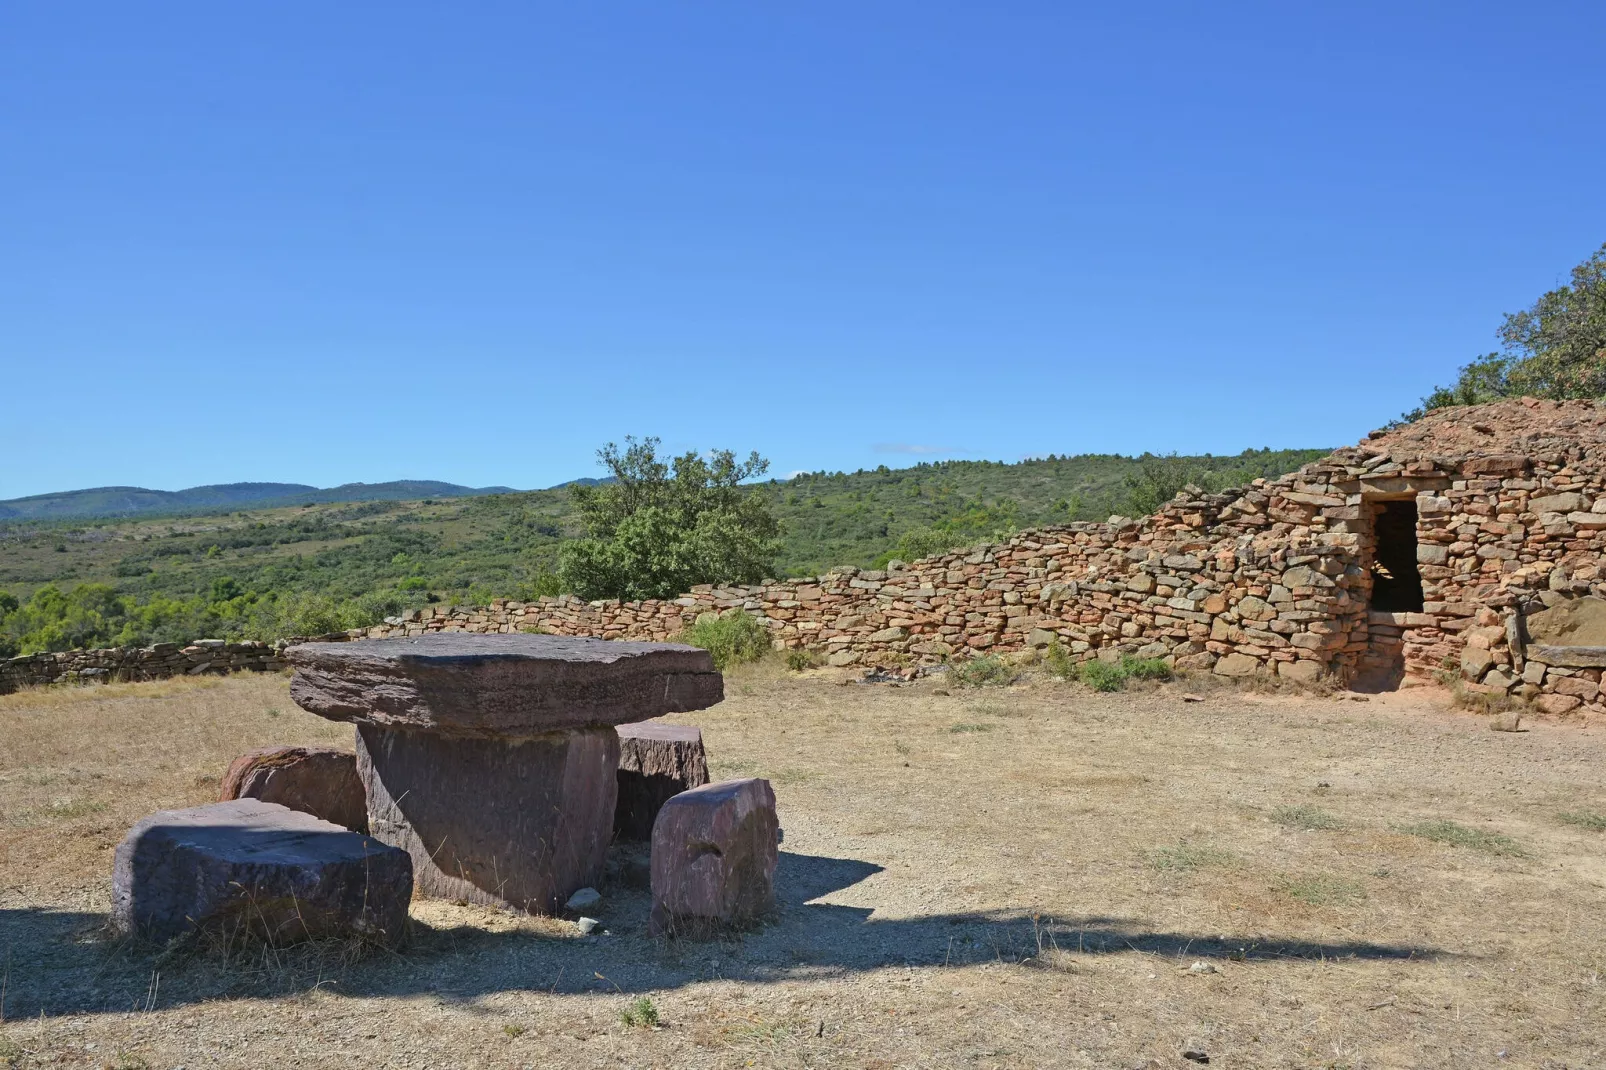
1;665;1604;1068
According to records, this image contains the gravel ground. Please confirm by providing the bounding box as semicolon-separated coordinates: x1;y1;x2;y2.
1;666;1604;1069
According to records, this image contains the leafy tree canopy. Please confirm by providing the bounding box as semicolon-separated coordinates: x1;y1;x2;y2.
558;437;781;601
1405;242;1606;420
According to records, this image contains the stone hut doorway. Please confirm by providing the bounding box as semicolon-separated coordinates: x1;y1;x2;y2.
1368;498;1424;613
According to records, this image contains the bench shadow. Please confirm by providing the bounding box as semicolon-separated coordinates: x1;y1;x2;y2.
0;850;1448;1018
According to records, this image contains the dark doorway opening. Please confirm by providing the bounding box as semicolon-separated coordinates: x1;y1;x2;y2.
1370;499;1424;612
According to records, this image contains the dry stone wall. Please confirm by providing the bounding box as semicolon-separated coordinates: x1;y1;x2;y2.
0;639;286;694
9;399;1606;718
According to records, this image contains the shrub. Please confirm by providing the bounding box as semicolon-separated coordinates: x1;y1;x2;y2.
949;655;1013;687
1043;640;1074;679
784;647;820;672
1120;656;1172;682
1076;659;1127;692
677;610;771;671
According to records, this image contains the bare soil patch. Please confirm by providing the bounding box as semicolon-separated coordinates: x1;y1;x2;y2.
2;667;1604;1068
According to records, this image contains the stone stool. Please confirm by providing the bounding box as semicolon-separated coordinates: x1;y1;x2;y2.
285;634;722;914
614;722;710;841
650;778;778;937
112;799;412;947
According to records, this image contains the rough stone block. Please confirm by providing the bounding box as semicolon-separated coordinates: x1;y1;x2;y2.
112;799;411;947
1535;693;1583;716
615;722;710;841
1277;660;1323;684
358;723;618;914
650;778;778;938
219;745;368;833
1213;652;1261;677
286;634;723;735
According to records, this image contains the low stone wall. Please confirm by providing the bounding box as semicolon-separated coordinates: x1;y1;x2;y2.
0;639;309;694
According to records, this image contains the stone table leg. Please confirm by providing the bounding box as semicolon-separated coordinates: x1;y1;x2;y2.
356;723;619;914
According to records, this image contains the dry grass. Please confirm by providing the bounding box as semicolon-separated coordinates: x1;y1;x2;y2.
1;666;1605;1067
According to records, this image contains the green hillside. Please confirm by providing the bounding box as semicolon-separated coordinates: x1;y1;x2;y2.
0;447;1327;654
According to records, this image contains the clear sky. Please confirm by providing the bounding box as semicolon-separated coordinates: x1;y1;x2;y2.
3;2;1604;499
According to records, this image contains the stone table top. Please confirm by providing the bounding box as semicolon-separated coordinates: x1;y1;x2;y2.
286;634;723;736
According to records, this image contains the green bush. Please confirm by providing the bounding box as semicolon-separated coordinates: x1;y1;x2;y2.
1120;656;1172;681
1076;659;1127;692
949;654;1013;687
677;610;771;671
1043;640;1075;679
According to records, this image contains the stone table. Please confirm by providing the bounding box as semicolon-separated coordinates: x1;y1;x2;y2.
285;634;722;914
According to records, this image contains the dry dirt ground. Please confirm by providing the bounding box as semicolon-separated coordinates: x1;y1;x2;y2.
2;664;1604;1069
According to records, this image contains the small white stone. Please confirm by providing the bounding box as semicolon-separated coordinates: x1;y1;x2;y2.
576;916;599;935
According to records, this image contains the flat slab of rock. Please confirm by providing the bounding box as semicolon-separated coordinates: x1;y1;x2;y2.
219;745;368;833
112;799;411;947
286;634;723;735
615;722;709;841
650;778;778;937
358;723;618;914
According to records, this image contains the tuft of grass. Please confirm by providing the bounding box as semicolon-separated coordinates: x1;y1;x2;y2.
784;647;820;672
676;610;772;671
620;995;661;1029
1147;843;1235;872
950;655;1014;687
1275;873;1366;907
1043;640;1075;679
1558;809;1606;831
1397;820;1527;857
948;722;993;734
1271;804;1345;831
502;1024;526;1038
43;797;108;820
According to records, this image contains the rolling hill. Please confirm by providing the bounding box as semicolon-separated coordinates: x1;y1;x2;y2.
0;480;519;521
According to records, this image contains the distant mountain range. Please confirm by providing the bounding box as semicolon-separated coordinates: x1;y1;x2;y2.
0;480;522;521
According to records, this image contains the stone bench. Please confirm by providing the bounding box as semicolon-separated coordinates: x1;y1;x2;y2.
112;799;412;947
285;634;723;914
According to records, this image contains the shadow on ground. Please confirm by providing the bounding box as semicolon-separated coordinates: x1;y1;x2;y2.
0;851;1446;1019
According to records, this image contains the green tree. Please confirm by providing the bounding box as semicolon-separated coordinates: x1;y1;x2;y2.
1405;242;1606;419
558;437;781;600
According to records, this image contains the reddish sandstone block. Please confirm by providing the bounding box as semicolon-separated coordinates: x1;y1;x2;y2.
614;722;709;841
650;778;778;938
220;745;368;833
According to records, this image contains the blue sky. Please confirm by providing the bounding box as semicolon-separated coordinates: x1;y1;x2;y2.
3;2;1604;499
